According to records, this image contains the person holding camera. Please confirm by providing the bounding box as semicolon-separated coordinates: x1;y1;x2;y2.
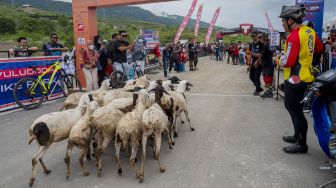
112;30;135;81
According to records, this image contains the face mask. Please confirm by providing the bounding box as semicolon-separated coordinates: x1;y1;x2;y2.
89;45;94;50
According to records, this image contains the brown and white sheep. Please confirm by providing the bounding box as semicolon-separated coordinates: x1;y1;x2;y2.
139;101;173;183
64;100;100;179
115;92;150;178
28;93;92;187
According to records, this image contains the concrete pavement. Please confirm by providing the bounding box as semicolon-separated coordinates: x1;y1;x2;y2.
0;57;334;188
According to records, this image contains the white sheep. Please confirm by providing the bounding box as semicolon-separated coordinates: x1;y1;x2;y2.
28;93;92;187
60;79;111;110
122;75;149;90
103;87;145;106
89;97;136;177
139;101;173;182
166;80;194;143
115;92;150;178
64;100;99;178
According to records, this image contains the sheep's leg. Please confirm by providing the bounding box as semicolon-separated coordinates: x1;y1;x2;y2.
96;136;111;177
115;135;123;175
29;145;49;187
173;115;178;138
65;144;72;179
139;135;148;183
39;158;51;174
166;128;173;149
184;110;195;131
180;116;185;124
79;147;90;176
154;133;165;173
130;140;140;179
86;140;91;161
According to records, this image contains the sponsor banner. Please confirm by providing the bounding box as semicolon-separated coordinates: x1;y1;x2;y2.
205;7;221;44
145;40;160;49
0;56;62;112
141;30;160;41
194;4;203;37
296;0;324;38
264;10;275;32
174;0;198;43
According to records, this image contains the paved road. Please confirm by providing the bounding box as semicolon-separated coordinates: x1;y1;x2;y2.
1;57;334;188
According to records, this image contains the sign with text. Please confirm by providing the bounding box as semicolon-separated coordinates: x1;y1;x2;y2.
296;0;324;38
0;56;62;111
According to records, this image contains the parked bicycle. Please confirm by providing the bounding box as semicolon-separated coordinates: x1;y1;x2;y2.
109;60;144;89
13;57;82;110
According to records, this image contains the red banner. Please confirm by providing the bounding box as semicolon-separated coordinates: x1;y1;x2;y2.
174;0;198;43
205;7;221;44
194;4;203;38
264;10;274;33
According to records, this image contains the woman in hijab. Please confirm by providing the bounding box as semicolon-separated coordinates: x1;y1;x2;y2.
82;40;99;91
94;35;107;87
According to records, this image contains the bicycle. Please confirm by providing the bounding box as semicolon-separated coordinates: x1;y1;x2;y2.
13;58;82;110
109;60;144;89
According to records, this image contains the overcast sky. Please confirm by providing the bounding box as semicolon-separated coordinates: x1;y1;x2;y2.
58;0;336;31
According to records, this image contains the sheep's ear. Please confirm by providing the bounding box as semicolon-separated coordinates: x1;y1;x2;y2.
169;84;175;91
81;105;87;116
88;94;94;102
187;82;193;87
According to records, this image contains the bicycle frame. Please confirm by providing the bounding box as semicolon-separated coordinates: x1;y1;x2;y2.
29;61;62;96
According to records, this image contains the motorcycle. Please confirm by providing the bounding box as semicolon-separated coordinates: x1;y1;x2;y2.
302;69;336;188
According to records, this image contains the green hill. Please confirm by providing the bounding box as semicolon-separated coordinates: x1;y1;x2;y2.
0;0;213;28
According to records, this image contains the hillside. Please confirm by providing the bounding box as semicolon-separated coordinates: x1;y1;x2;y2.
0;0;214;29
0;4;217;52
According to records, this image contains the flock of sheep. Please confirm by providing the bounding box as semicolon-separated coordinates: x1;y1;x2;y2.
27;75;194;187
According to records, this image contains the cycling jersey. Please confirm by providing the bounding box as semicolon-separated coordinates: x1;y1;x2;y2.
282;25;315;83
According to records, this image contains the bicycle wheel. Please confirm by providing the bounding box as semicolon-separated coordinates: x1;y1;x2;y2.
13;78;45;110
109;71;125;89
60;73;83;96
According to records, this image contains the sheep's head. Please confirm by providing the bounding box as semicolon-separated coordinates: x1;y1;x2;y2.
168;76;181;84
87;101;99;115
176;80;193;92
151;85;169;105
136;75;150;87
100;79;111;90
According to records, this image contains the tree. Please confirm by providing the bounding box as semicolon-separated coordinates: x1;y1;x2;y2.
0;16;16;34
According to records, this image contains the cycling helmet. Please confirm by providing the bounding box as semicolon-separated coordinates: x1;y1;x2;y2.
279;5;306;19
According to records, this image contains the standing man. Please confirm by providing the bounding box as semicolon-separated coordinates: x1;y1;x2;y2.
194;42;201;70
279;5;315;154
249;31;264;95
107;33;119;62
188;38;196;71
9;37;38;57
42;33;68;56
112;30;135;80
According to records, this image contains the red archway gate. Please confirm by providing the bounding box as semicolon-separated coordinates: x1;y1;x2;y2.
72;0;175;86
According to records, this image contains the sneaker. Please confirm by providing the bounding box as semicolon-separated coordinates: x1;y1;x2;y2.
260;91;273;98
253;91;260;96
282;136;297;143
283;144;308;154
